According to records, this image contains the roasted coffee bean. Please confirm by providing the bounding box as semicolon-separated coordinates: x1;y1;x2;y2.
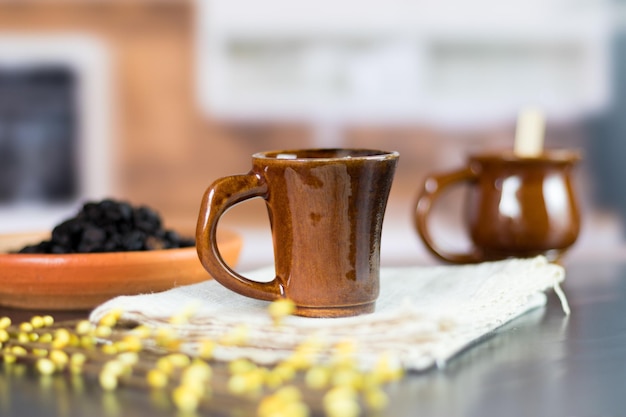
145;235;166;250
16;199;194;254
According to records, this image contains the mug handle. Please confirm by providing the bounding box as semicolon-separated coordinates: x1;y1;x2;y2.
196;173;282;301
414;167;485;264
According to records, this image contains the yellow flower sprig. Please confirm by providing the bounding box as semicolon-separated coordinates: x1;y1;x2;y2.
0;297;403;417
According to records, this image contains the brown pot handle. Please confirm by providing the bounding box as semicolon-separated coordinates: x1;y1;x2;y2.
414;167;484;263
196;173;282;301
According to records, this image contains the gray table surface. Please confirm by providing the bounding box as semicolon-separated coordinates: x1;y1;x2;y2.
1;258;624;417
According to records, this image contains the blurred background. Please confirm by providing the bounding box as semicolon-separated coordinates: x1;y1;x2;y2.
0;0;623;268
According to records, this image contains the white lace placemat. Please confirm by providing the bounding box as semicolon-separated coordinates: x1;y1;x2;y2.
89;256;567;371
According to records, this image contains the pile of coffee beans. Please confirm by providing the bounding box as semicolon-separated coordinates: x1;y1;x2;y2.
17;199;195;254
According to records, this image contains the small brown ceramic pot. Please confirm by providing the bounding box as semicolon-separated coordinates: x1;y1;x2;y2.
414;149;581;264
196;148;399;318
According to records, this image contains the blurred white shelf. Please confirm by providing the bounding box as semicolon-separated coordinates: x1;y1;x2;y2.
197;0;612;127
0;204;77;234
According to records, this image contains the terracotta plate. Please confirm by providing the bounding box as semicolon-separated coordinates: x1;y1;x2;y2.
0;229;243;311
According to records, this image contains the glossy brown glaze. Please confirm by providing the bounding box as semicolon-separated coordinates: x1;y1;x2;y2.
414;149;581;264
196;148;399;317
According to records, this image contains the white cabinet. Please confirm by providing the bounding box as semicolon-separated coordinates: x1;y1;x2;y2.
196;0;611;127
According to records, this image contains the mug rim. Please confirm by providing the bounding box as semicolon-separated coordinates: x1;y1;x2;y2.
469;148;582;163
252;148;399;161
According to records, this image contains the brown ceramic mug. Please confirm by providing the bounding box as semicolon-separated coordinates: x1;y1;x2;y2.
196;148;399;317
414;150;581;264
